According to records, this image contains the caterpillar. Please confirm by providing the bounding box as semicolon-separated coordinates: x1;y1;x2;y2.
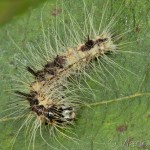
14;32;115;126
0;0;149;150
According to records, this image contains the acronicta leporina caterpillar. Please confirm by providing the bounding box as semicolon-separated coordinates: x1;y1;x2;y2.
0;0;150;150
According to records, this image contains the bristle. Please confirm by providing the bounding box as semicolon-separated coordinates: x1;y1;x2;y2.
26;66;37;77
15;90;39;106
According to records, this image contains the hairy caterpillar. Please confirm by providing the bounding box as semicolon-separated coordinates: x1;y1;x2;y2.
14;32;115;127
0;0;150;150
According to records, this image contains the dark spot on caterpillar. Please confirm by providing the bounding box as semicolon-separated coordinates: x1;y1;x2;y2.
116;124;128;133
85;35;95;49
31;105;45;116
44;62;56;75
45;55;66;69
54;55;66;68
27;55;66;81
80;36;108;51
45;122;48;125
95;38;108;45
55;119;65;124
26;66;38;77
15;90;39;106
45;55;66;73
32;55;67;79
44;55;66;71
27;66;45;80
81;35;94;51
36;70;46;80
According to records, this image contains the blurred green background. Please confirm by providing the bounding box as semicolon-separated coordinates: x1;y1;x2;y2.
0;0;47;25
0;0;150;150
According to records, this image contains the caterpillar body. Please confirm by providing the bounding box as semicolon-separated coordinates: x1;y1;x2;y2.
15;33;115;126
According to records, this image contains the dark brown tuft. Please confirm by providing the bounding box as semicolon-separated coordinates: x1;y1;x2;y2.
26;66;37;77
54;55;66;68
95;38;108;45
81;35;95;51
15;90;39;106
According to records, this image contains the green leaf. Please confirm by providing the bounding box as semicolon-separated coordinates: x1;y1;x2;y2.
0;0;150;150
